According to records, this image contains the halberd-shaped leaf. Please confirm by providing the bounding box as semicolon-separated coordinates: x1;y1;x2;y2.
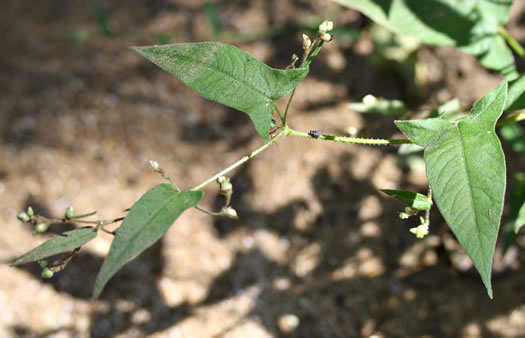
334;0;517;78
381;189;431;210
132;42;309;142
92;184;203;300
395;81;508;298
11;227;97;266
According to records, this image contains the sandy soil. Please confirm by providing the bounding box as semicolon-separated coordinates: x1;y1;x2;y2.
2;1;525;337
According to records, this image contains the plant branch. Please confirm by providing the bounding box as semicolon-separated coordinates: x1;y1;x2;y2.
286;127;413;145
498;25;525;60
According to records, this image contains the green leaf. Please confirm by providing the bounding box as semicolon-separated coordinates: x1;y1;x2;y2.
395;81;508;298
92;184;203;300
10;227;97;266
132;42;309;142
381;189;431;210
334;0;516;78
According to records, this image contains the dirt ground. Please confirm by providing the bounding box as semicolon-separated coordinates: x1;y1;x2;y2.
2;1;525;337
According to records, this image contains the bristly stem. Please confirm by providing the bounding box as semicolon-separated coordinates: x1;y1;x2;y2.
286;127;414;145
498;25;525;60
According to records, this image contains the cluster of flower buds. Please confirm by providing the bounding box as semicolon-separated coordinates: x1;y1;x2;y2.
39;260;54;279
17;206;34;223
409;217;430;239
318;20;334;42
38;257;72;279
17;206;49;234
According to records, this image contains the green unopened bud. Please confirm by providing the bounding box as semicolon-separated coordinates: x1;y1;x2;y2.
39;260;48;268
318;20;334;34
224;207;238;219
26;206;34;217
17;211;30;223
65;206;74;219
35;223;48;233
216;176;226;184
41;268;54;279
320;33;332;42
399;212;409;220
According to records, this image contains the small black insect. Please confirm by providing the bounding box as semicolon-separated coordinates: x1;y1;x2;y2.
308;130;322;138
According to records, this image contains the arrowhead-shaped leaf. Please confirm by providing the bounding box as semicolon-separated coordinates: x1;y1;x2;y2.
132;42;309;142
92;185;203;299
381;189;431;210
395;81;508;298
11;227;97;266
334;0;517;78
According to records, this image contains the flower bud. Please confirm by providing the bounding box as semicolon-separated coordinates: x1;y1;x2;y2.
41;268;54;279
363;94;377;105
220;180;233;194
65;206;75;219
216;176;226;184
149;160;159;170
39;260;48;268
224;207;238;219
318;20;334;34
17;211;30;223
302;34;312;49
399;212;409;220
26;206;34;217
320;33;332;42
35;223;48;233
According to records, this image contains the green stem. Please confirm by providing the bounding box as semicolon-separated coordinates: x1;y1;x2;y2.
283;88;296;123
498;25;525;60
190;129;288;191
194;205;222;217
286;127;413;145
274;103;285;123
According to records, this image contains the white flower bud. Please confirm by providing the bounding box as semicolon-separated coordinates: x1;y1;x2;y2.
224;207;238;219
363;94;377;105
318;20;334;34
320;33;332;42
149;160;159;170
302;34;312;49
